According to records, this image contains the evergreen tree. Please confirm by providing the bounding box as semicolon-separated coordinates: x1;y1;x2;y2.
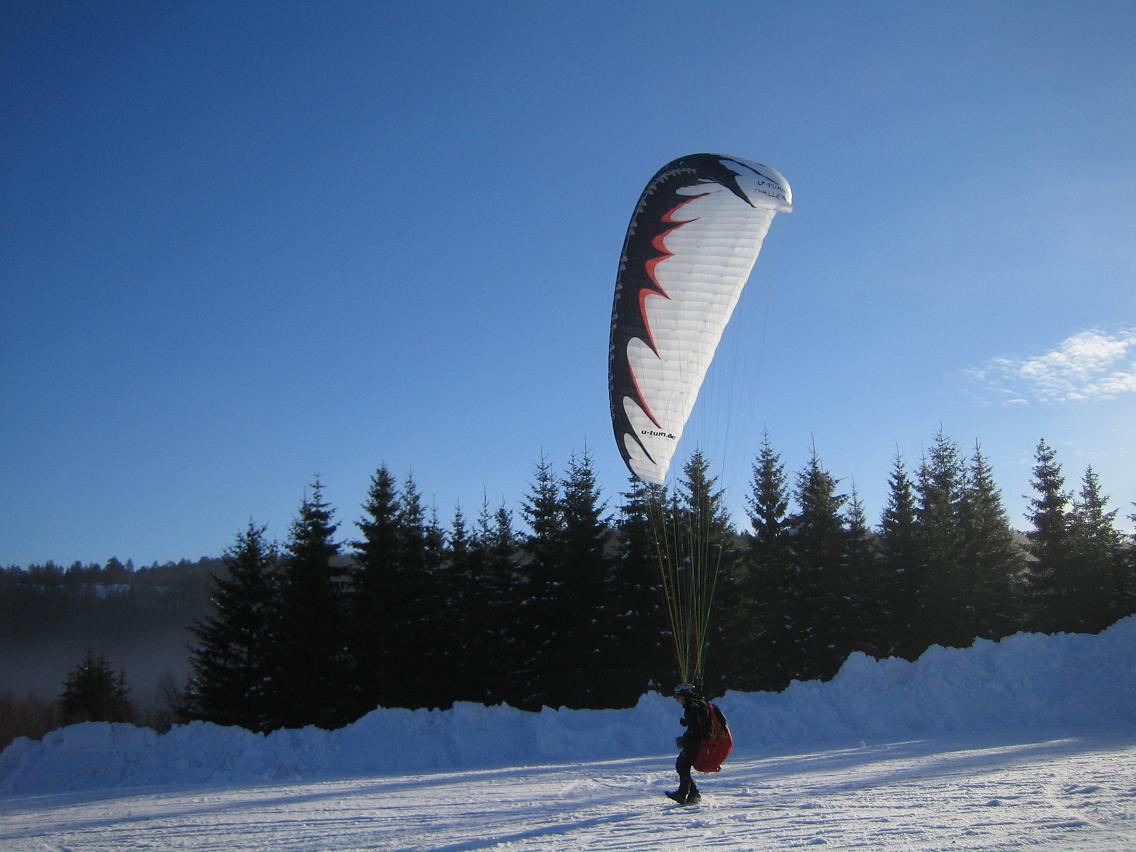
398;474;428;578
188;521;278;730
1126;504;1136;617
461;495;501;704
350;465;401;713
514;453;566;709
1067;466;1126;631
673;450;734;692
267;479;346;729
484;499;521;705
608;475;671;704
523;454;564;561
420;499;455;709
746;434;792;562
443;497;518;707
444;502;479;703
425;502;446;573
878;452;920;658
842;482;882;658
790;449;848;681
59;651;135;725
450;503;471;570
349;471;449;710
958;444;1023;642
558;448;611;707
1024;439;1072;632
914;431;966;651
735;434;796;691
395;473;447;708
675;450;733;548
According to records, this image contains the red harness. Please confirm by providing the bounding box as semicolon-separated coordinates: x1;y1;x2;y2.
692;703;734;773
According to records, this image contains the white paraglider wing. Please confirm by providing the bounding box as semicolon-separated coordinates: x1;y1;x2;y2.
608;154;792;484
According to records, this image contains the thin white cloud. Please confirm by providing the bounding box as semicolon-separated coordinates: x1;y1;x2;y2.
969;329;1136;404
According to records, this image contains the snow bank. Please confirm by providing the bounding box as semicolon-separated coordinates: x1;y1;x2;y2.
3;617;1134;794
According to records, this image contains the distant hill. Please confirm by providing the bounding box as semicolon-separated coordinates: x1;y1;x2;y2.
0;559;222;707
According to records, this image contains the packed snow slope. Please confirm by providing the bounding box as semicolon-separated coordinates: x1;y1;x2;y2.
2;617;1134;795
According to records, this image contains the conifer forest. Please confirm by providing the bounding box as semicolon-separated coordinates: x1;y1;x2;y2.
2;431;1134;743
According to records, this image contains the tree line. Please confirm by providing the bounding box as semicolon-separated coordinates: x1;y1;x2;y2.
0;557;218;748
182;432;1135;732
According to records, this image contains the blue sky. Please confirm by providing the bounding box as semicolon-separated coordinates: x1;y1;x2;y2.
3;0;1134;568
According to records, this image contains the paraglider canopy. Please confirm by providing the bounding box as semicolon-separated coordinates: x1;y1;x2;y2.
606;153;793;688
608;153;792;486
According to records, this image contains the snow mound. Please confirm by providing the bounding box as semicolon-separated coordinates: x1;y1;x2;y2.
3;617;1133;794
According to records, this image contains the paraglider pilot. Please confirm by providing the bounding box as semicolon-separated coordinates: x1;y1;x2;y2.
668;682;710;804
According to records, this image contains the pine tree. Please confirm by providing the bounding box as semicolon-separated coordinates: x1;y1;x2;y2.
790;448;848;681
58;651;135;725
267;479;346;729
673;450;734;692
350;466;401;713
444;502;479;703
878;452;920;658
843;482;882;658
1024;439;1072;633
484;499;520;705
558;448;611;707
1067;466;1126;631
461;496;500;704
608;475;670;704
425;503;446;573
523;454;564;563
515;453;565;709
958;444;1023;642
746;434;792;561
419;499;455;709
398;474;428;579
1126;503;1136;617
675;450;733;547
395;473;446;708
444;498;516;707
915;431;966;650
450;503;471;570
351;471;451;710
189;521;278;731
736;434;796;691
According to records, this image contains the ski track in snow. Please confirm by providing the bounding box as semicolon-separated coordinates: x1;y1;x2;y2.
3;733;1135;850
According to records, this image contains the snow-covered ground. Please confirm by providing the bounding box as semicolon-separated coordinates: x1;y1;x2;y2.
3;618;1135;849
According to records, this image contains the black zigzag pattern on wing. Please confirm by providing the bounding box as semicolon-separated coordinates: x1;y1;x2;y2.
607;154;751;478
